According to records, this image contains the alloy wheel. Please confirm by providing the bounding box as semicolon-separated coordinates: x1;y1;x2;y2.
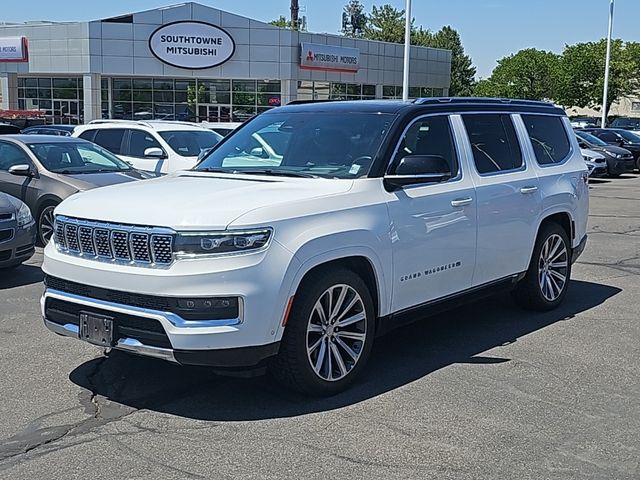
306;284;367;382
537;233;569;302
39;206;56;244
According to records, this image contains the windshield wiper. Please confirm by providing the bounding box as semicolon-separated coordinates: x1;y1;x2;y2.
237;169;318;178
197;167;237;174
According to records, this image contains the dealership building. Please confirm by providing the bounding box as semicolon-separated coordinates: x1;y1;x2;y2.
0;2;452;124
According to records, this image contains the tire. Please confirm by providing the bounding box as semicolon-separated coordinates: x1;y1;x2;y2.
269;267;375;396
37;203;57;246
513;222;571;311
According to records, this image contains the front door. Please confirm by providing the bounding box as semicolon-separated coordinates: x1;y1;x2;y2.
458;113;542;286
385;114;477;313
0;141;40;210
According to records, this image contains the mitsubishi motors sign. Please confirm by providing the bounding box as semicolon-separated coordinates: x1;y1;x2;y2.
300;42;360;73
0;37;28;62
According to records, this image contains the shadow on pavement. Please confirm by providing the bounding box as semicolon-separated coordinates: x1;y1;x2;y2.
69;279;620;421
0;264;43;290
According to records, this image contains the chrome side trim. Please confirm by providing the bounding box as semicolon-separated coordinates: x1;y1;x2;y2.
43;318;177;363
44;289;243;328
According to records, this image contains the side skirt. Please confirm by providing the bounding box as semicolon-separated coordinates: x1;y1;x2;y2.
375;273;525;337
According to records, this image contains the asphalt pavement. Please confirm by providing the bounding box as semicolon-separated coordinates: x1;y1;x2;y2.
0;174;638;479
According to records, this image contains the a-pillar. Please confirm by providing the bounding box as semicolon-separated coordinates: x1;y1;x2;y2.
83;73;102;123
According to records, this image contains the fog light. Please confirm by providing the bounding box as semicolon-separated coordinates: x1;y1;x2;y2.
175;297;239;321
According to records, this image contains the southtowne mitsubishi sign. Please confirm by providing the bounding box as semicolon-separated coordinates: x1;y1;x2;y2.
149;21;235;69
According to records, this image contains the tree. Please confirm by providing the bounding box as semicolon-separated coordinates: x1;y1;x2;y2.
556;39;640;117
473;48;560;100
363;4;407;43
270;16;293;29
342;0;367;38
428;26;476;96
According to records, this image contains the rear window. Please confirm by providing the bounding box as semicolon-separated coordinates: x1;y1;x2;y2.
522;115;571;165
462;114;523;174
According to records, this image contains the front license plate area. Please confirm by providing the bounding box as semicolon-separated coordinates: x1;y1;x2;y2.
79;312;114;347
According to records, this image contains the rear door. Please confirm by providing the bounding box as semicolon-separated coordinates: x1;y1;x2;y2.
458;113;542;286
121;129;167;173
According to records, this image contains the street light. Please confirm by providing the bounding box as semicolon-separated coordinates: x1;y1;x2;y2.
601;0;615;128
402;0;411;101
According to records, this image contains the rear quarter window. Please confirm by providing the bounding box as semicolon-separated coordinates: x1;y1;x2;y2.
521;115;571;165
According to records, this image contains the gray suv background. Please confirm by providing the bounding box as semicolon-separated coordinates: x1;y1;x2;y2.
0;192;36;269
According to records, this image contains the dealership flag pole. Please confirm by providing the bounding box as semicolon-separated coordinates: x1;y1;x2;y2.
402;0;412;101
601;0;615;127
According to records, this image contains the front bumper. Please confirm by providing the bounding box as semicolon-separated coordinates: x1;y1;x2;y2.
42;289;280;367
0;221;36;268
606;157;636;175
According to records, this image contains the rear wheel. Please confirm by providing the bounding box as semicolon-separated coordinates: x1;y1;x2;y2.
514;222;571;311
269;268;375;396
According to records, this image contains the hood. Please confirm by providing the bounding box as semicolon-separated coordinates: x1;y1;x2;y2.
580;148;605;160
55;171;354;230
0;192;21;213
58;169;155;190
589;145;632;156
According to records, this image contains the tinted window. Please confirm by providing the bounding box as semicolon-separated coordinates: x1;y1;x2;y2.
127;129;163;157
78;130;96;142
596;131;618;142
392;115;458;175
158;130;222;157
521;115;571;165
0;143;31;171
92;129;126;155
463;114;523;174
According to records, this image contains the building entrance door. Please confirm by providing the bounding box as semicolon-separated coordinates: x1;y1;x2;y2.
198;104;231;122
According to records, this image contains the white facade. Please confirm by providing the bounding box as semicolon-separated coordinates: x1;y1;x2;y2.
0;2;452;124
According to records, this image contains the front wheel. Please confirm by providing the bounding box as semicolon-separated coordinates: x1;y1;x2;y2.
513;222;571;311
37;204;56;246
269;268;375;396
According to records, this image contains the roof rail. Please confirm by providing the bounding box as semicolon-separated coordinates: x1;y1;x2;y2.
413;97;554;106
88;119;154;128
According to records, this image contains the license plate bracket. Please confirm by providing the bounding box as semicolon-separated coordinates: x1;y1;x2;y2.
79;311;114;347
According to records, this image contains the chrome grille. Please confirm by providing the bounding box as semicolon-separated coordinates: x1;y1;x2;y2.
111;231;131;260
130;233;151;263
151;235;173;264
64;224;80;252
78;226;95;255
53;216;174;267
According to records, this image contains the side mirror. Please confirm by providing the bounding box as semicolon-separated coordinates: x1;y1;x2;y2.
8;164;34;177
144;147;166;159
249;147;266;158
617;139;626;147
384;155;452;190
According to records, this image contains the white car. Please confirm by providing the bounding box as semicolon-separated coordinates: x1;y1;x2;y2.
42;99;589;395
580;147;607;177
73;120;223;174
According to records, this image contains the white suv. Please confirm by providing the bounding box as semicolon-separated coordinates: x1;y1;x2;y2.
73;120;223;174
42;99;589;395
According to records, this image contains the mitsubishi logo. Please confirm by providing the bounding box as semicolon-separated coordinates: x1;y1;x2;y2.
306;50;315;62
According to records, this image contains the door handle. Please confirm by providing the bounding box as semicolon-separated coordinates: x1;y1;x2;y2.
520;186;538;194
451;197;473;208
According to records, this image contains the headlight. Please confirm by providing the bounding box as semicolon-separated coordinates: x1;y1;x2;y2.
16;203;33;227
614;153;623;159
175;228;273;257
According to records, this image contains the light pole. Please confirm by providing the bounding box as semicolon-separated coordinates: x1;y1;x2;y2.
402;0;412;101
601;0;615;127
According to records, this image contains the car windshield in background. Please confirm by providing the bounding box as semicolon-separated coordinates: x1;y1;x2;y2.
615;129;640;143
576;131;608;146
196;112;395;179
28;142;132;174
612;118;640;128
159;130;223;157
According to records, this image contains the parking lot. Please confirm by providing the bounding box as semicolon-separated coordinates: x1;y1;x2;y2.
0;174;638;479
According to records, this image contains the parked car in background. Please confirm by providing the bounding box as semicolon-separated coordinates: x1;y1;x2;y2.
0;192;36;269
609;117;640;132
580;148;607;177
0;124;22;135
21;125;76;136
570;117;598;128
0;135;153;245
575;130;635;176
73;120;223;174
42;98;589;395
580;128;640;171
201;122;242;137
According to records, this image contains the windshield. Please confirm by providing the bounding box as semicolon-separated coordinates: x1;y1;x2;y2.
196;112;395;178
159;130;223;157
613;118;640;128
615;129;640;143
28;142;132;174
576;131;607;146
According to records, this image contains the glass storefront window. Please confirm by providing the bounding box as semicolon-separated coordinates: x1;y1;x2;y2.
18;76;83;124
233;80;257;92
258;80;280;93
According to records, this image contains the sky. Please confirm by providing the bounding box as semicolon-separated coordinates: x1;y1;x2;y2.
2;0;639;78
